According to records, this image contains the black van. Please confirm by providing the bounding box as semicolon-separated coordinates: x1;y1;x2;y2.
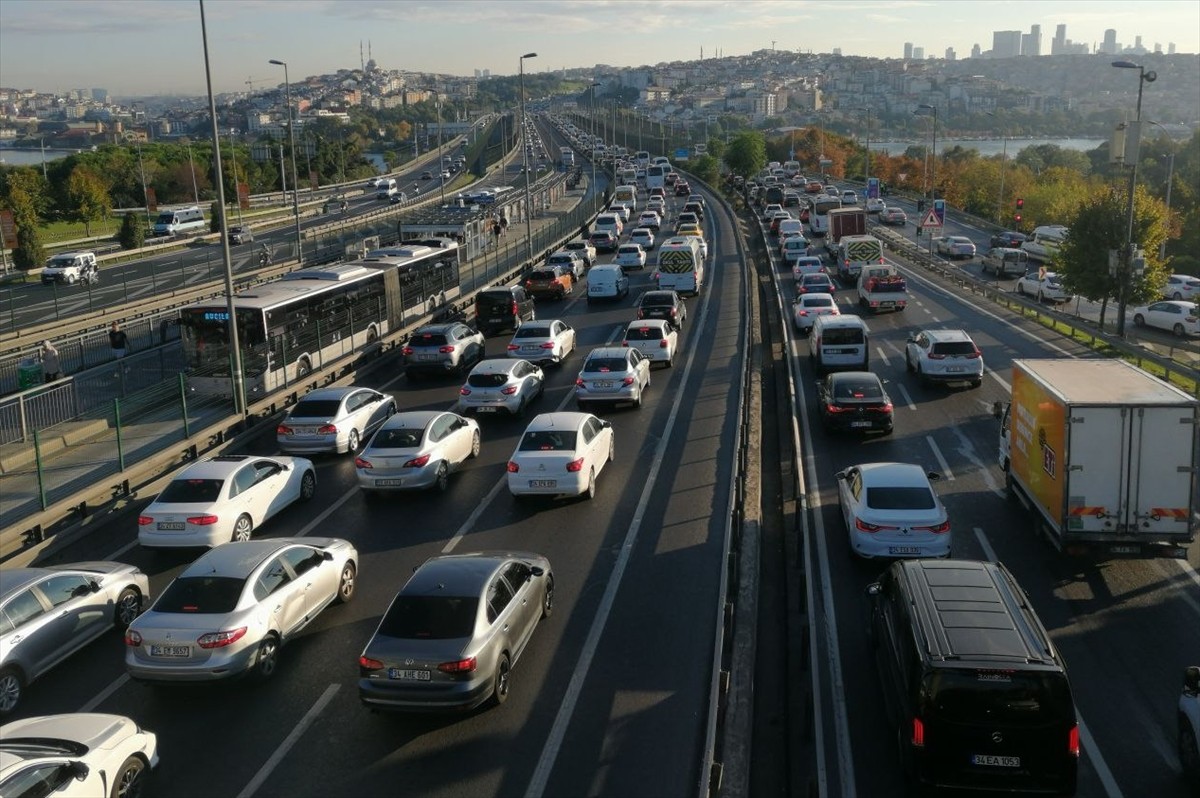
867;559;1078;796
474;285;535;337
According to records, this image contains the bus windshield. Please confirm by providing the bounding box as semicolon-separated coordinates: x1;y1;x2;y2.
180;307;268;371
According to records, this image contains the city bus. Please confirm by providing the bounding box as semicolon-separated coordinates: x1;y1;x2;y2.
807;195;843;237
153;205;206;236
179;242;461;398
646;164;669;192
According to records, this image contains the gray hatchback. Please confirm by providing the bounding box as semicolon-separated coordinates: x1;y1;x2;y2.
403;323;485;379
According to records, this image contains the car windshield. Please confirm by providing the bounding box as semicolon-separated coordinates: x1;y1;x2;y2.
377;596;479;639
371;427;425;449
157;478;224;504
519;430;578;451
411;333;448;346
584;357;629;373
865;486;935;510
154;576;244;614
290;400;342;418
513;326;550;339
928;669;1074;724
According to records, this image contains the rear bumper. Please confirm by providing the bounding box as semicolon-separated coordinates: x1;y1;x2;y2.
358;675;493;712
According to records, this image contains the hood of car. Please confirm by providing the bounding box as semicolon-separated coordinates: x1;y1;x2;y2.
1;713;136;754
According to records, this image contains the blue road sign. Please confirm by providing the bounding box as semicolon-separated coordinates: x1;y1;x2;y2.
933;199;946;225
674;148;689;161
867;177;880;199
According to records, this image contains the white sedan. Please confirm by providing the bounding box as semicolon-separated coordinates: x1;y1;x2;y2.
864;197;886;213
1132;301;1200;337
629;227;656;251
792;292;840;333
0;713;159;798
615;243;648;271
138;455;316;548
622;319;679;366
356;411;480;494
1015;270;1074;303
836;462;951;559
934;235;977;259
507;412;615;501
506;320;577;365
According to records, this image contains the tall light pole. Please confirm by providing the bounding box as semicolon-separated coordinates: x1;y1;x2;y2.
518;52;537;265
859;107;872;187
1112;60;1156;337
228;128;244;225
986;111;1009;225
185;141;200;204
432;89;446;206
130;103;151;230
916;103;938;199
1146;120;1175;261
590;81;601;209
269;58;304;262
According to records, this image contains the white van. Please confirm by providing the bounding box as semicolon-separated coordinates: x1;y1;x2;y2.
593;212;624;238
780;236;811;264
1021;225;1068;263
376;178;398;199
656;237;705;296
586;264;629;303
613;184;638;211
809;315;870;373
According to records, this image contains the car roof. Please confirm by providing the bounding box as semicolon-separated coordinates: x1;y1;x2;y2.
585;346;632;360
524;412;591;431
470;359;526;375
412;323;456;334
180;539;324;579
173;454;261;480
298;386;364;401
641;290;679;301
798;292;835;304
381;411;443;430
829;370;882;385
627;318;671;329
856;462;934;488
920;328;974;343
1153;300;1197;309
404;553;533;596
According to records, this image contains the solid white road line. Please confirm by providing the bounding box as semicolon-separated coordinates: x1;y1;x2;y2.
237;683;341;798
973;527;998;562
925;435;955;480
78;673;130;713
874;346;890;367
298;488;360;537
894;383;917;411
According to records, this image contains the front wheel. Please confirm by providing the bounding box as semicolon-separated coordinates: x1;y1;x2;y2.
541;576;555;619
299;471;316;501
0;667;23;716
1134;314;1146;327
469;430;481;459
114;587;142;628
109;755;148;798
335;562;357;604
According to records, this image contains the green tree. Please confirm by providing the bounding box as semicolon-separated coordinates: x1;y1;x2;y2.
210;200;223;234
64;165;111;237
705;137;726;160
118;211;145;250
0;168;47;269
688;154;720;186
724;131;767;179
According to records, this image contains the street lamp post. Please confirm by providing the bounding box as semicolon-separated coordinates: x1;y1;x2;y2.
518;52;538;265
1146;120;1175;261
228;128;244;226
268;58;304;262
1112;60;1156;337
590;82;601;211
433;90;446;206
986;111;1009;225
860;107;872;187
186;141;200;205
916;103;938;199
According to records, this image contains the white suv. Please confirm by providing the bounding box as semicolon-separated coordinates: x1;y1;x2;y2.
904;329;984;387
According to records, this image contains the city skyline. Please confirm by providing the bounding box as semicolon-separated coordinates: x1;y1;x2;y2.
0;0;1197;96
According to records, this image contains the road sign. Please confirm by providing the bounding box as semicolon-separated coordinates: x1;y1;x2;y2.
933;198;946;225
867;177;880;199
674;148;689;161
919;208;943;229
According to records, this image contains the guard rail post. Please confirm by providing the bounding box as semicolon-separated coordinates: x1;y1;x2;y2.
33;428;46;510
179;373;191;439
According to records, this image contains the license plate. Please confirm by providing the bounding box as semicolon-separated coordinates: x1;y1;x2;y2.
529;479;557;488
475;406;499;413
971;754;1020;768
888;546;921;555
879;301;894;308
489;317;505;323
522;345;540;351
388;668;431;681
150;645;190;657
375;479;404;487
1109;545;1141;554
946;366;965;373
418;354;438;361
594;381;613;388
850;421;872;428
157;522;185;531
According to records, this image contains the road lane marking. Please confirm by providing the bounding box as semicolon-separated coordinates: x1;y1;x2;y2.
894;383;917;411
973;527;997;561
103;539;138;561
237;683;340;798
875;346;890;367
948;427;1004;498
79;673;130;713
298;488;360;537
925;435;955;480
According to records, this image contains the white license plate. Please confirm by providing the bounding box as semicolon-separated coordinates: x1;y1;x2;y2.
475;406;499;413
1109;545;1141;554
388;668;431;681
879;301;894;307
529;479;557;488
157;522;185;531
418;354;438;361
522;345;540;351
946;366;965;373
971;754;1020;768
375;479;404;487
594;381;613;388
150;645;190;658
888;546;921;555
850;421;872;428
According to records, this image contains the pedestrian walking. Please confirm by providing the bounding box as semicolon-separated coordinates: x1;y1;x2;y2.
41;340;61;382
109;321;129;358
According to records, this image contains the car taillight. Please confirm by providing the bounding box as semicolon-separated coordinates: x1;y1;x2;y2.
507;461;520;473
511;302;519;315
404;454;431;468
402;346;414;355
124;630;142;646
540;342;555;349
872;402;894;413
826;404;851;414
637;309;646;319
197;627;248;649
1068;724;1080;757
359;656;384;672
911;717;925;748
914;520;950;534
574;378;585;387
187;515;219;526
277;424;293;435
622;376;635;385
668;308;677;316
566;457;585;472
354;457;372;469
438;657;477;674
965;348;981;359
138;515;153;526
439;345;455;354
317;424;337;435
928;352;946;360
798;310;809;316
525;280;534;287
500;386;518;395
507;344;520;351
459;387;471;396
659;339;669;348
855;517;884;533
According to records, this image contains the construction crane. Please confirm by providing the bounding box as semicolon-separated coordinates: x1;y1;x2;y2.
244;76;268;93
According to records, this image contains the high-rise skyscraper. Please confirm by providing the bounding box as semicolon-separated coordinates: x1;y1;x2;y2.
904;42;913;59
1022;25;1042;56
1169;42;1177;54
971;43;982;59
992;30;1022;59
945;47;956;61
913;46;925;60
1102;29;1118;54
1052;24;1067;55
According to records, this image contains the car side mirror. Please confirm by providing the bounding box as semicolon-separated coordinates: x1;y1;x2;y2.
68;761;90;782
323;551;334;561
90;580;101;593
834;470;847;481
865;583;881;597
1185;665;1200;692
601;420;613;429
530;566;545;578
906;335;915;343
927;472;942;481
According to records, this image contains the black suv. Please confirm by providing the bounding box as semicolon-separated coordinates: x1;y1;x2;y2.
636;290;687;331
474;285;535;337
867;559;1078;796
990;230;1028;249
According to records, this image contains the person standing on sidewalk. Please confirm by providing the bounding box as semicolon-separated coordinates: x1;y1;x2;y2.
41;340;62;382
109;321;129;359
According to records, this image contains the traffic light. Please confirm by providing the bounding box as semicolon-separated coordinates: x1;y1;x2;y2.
1014;197;1024;225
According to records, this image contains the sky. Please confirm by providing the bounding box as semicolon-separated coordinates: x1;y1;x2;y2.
1;0;1197;97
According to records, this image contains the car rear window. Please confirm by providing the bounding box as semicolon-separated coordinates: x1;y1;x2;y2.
865;486;935;510
584;358;628;373
154;576;244;614
157;478;224;504
626;326;664;341
467;373;508;388
411;333;448;346
519;430;578;451
928;669;1074;724
804;296;834;308
529;270;557;281
478;292;516;311
290;400;341;418
834;379;883;399
641;293;674;307
370;427;424;449
377;596;479;639
932;341;977;356
823;327;864;345
619;245;639;254
513;325;550;339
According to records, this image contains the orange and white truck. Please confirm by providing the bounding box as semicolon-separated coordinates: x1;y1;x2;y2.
995;359;1197;558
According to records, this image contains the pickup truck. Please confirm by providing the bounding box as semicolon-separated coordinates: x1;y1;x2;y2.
980;247;1029;278
857;264;907;313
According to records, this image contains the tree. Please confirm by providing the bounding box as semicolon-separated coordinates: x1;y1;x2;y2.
724;131;767;179
0;168;47;269
64;165;111;237
689;154;720;186
118;211;145;250
210;201;223;234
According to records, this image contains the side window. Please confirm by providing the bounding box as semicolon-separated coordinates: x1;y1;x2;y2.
502;562;532;591
280;547;323;578
254;461;281;484
37;574;92;607
580;422;595;446
485;577;515;624
345;392;365;413
586;417;603;440
231;465;257;497
254;557;293;601
848;469;863;502
2;590;47;629
429;415;454;442
1;762;76;798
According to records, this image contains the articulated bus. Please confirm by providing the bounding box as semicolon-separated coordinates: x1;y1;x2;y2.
180;242;460;398
153;205;206;236
807;195;843;237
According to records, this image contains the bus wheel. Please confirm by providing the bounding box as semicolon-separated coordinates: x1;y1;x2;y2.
296;358;312;378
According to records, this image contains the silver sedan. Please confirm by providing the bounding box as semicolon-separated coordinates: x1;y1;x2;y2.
506;320;577;365
355;411;481;494
277;386;396;455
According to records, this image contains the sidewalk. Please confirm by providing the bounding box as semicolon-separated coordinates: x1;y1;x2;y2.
0;180;598;564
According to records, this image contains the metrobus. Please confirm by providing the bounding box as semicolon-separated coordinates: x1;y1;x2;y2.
807;195;843;237
655;236;705;295
560;146;575;167
153;205;206;236
179;242;461;398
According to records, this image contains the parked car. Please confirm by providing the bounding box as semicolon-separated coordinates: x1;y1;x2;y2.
357;552;554;712
816;371;894;435
506;319;577;364
574;347;652;410
1016;270;1074;304
904;328;984;387
622;319;679;367
836;463;950;558
507;412;615;499
792;292;840;333
276;387;396;455
0;713;159;797
137;455;316;548
0;563;150;715
636;290;687;330
355;411;480;494
403;323;486;378
458;359;544;418
879;207;907;226
125;537;358;682
1132;301;1200;337
475;285;536;337
934;235;977;259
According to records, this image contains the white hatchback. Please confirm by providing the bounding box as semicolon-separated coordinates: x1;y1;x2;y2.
1131;301;1200;337
622;319;679;366
836;462;951;559
507;412;615;501
792;292;840;333
1016;270;1074;303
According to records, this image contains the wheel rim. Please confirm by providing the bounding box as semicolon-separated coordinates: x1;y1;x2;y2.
117;591;140;626
258;638;278;677
544;579;554;615
300;472;316;500
587;469;596;498
233;516;252;542
471;431;481;458
496;658;511;699
297;360;311;377
339;565;356;600
436;463;448;491
1175;324;1185;337
347;430;360;453
116;760;145;798
0;673;20;713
